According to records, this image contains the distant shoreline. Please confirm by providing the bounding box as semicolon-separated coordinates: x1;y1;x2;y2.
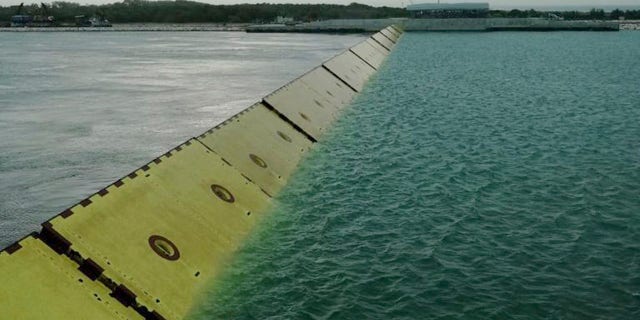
1;20;638;32
0;23;249;32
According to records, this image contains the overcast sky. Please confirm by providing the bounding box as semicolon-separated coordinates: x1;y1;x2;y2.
1;0;639;9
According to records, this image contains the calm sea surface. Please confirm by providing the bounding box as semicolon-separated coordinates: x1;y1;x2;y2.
2;31;640;319
0;31;364;247
190;32;640;319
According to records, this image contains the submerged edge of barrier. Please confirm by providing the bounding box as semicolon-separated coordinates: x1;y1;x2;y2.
0;26;403;320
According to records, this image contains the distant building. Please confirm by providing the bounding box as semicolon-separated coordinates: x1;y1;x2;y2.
406;2;490;18
275;16;294;24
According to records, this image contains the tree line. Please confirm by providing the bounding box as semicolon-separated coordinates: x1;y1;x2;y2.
1;1;638;24
0;1;407;24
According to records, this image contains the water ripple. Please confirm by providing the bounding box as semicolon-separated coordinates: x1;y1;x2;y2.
191;32;640;319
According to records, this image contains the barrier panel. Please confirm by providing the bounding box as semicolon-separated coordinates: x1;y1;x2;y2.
0;236;143;320
45;139;271;319
264;77;343;140
372;32;395;51
366;38;391;55
0;25;403;320
390;25;404;34
299;66;358;109
197;103;313;196
351;41;388;70
385;26;401;38
323;51;377;92
380;28;398;43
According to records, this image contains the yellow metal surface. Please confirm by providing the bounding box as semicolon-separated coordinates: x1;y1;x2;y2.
366;38;390;55
372;32;395;50
385;26;400;38
390;26;403;36
351;41;387;69
389;25;403;35
0;236;142;320
380;28;398;42
264;76;342;140
299;66;357;110
323;51;377;92
197;103;313;196
47;139;271;319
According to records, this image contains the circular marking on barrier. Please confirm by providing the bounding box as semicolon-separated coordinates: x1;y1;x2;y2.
277;131;292;143
299;112;310;121
250;154;268;168
148;235;180;261
210;184;235;203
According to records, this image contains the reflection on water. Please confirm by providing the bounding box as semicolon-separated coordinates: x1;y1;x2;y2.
0;31;364;247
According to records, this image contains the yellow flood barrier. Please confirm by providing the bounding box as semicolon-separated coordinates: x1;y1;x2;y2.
264;74;342;140
197;103;313;196
0;26;404;320
351;41;388;70
45;139;271;319
380;28;398;43
385;26;401;39
324;50;378;92
298;66;358;110
372;32;396;51
0;236;143;320
366;38;391;55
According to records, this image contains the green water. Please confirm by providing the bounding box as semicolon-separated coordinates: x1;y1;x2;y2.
191;32;640;319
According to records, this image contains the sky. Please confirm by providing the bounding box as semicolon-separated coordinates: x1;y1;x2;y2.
1;0;639;10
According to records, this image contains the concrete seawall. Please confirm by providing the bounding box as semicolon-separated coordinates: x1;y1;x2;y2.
0;26;403;320
247;18;619;33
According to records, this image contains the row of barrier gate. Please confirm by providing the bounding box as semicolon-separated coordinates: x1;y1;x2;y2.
0;26;403;320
